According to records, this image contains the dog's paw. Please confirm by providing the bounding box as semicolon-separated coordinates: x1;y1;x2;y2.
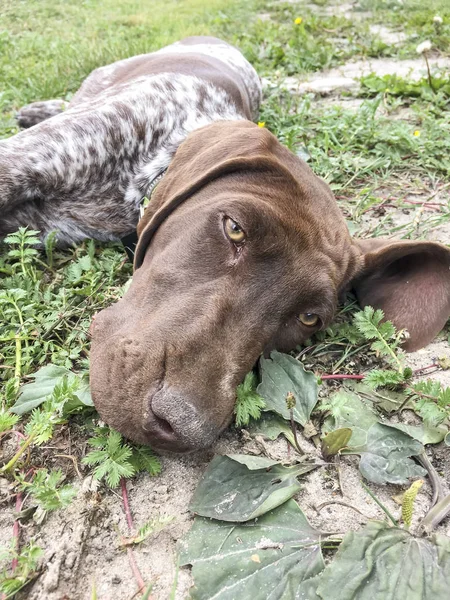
16;99;69;128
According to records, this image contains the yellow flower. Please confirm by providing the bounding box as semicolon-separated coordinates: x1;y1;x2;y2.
294;17;303;25
257;121;265;128
413;130;421;137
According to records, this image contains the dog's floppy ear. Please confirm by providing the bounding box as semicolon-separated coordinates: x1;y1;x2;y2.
350;238;450;351
134;120;289;269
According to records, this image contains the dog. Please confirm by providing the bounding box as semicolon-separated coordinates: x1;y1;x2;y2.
1;37;449;452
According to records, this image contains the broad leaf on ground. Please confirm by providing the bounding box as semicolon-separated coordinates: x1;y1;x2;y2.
180;500;325;600
11;365;93;415
317;521;450;600
249;413;296;447
189;455;317;522
11;365;71;414
257;352;318;426
322;390;378;447
321;428;352;459
389;422;447;445
344;423;426;485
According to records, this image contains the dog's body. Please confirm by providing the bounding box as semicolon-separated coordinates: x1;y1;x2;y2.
0;37;261;243
2;38;450;452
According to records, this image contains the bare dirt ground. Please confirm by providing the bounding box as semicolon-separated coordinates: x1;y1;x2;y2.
1;0;449;599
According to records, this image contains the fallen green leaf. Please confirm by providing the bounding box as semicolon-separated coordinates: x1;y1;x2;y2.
180;499;325;600
344;423;426;485
249;412;296;447
322;390;378;447
321;428;352;459
11;365;71;414
189;455;317;522
11;366;93;415
257;351;318;426
316;521;450;600
226;454;280;470
389;422;447;445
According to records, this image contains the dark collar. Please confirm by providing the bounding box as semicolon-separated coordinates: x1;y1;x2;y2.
121;169;167;262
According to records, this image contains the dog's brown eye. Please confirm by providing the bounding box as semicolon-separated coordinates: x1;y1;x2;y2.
224;217;245;244
298;313;319;327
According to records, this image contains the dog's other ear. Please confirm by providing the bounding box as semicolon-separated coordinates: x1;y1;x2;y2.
351;238;450;351
134;120;291;269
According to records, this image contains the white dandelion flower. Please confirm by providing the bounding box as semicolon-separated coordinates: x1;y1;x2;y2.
416;40;432;54
433;15;443;25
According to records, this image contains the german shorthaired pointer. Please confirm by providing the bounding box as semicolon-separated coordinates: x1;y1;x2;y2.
1;37;449;451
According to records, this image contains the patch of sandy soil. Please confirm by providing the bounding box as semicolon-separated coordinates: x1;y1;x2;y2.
266;55;450;95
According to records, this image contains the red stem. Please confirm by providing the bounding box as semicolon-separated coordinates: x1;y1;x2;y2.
413;364;437;374
120;478;153;599
11;491;23;571
320;374;365;380
320;364;437;382
120;477;134;532
127;548;146;593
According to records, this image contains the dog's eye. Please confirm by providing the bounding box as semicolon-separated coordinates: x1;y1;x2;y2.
298;313;320;327
224;217;245;244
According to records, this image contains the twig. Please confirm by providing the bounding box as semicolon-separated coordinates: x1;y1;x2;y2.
321;363;438;385
120;478;154;599
335;454;344;496
412;363;439;377
54;454;83;479
289;408;304;456
315;500;369;518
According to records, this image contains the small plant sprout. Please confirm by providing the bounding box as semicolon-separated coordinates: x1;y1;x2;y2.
82;427;161;488
234;372;266;427
17;468;77;524
285;391;304;455
0;540;42;597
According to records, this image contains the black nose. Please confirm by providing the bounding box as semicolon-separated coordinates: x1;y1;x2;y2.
144;388;218;451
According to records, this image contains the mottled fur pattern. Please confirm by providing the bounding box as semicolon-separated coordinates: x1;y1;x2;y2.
0;37;261;244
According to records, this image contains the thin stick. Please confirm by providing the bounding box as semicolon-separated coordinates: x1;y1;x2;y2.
361;482;398;526
315;500;369;518
289;408;304;455
335;454;344;496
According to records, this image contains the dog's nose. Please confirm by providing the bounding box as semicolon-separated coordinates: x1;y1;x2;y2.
145;388;218;451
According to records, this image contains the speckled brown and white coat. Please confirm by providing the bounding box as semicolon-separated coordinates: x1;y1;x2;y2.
0;36;261;244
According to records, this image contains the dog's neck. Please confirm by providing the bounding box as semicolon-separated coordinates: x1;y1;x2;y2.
121;167;169;260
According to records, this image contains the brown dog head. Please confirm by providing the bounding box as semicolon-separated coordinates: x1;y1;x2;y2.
89;121;450;452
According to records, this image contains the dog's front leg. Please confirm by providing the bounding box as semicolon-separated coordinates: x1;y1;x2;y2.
0;106;140;242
